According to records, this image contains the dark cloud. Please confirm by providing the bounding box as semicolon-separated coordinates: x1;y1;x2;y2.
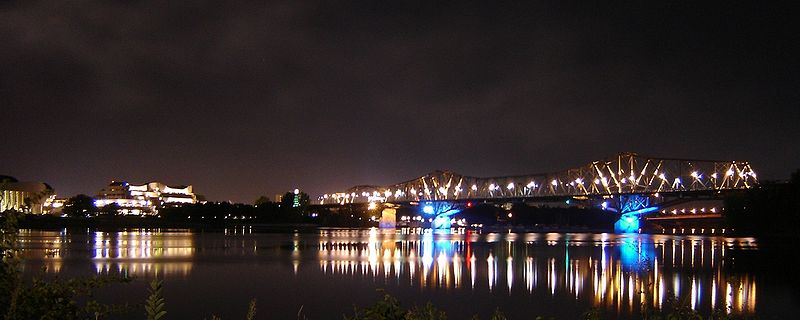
2;1;798;202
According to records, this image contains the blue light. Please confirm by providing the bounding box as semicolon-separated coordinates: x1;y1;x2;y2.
626;206;660;215
619;237;655;270
615;214;640;233
433;215;450;229
419;202;461;229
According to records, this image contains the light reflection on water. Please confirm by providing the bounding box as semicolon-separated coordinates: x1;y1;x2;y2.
19;229;195;277
316;228;757;316
17;227;759;317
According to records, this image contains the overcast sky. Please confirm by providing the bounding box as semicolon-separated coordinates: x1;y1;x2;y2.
2;1;798;202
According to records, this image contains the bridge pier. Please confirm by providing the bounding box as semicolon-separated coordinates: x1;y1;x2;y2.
613;194;659;233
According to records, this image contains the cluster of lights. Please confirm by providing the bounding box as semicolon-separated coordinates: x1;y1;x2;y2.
666;207;718;215
317;159;757;204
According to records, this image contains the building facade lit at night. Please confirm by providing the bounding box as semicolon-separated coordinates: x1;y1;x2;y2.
95;180;198;215
0;175;54;214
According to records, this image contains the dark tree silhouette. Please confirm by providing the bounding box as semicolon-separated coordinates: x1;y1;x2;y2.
280;192;309;210
63;194;96;218
253;196;271;207
724;169;800;235
99;203;122;217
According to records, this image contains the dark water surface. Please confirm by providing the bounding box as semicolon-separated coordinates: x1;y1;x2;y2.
16;228;798;319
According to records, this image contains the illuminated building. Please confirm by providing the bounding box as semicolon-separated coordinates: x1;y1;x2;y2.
42;196;68;215
95;180;197;215
0;175;54;214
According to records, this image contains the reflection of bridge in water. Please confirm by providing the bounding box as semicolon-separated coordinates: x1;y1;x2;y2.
318;153;758;232
17;228;762;317
317;229;757;316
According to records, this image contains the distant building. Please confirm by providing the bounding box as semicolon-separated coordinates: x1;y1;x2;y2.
43;197;68;215
0;175;54;214
95;180;198;215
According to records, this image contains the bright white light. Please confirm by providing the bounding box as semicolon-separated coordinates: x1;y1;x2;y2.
527;181;535;188
410;188;416;195
621;178;627;184
574;178;583;185
489;183;496;191
711;173;718;179
293;189;300;195
594;179;600;185
659;173;666;180
439;187;447;195
726;169;734;176
691;171;699;178
384;190;392;198
471;184;477;191
551;179;558;186
507;182;514;190
423;205;434;214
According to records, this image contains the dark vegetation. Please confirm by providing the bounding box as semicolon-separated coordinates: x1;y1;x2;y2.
1;210;132;319
724;169;800;237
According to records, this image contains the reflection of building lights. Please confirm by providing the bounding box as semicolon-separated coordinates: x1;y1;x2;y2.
29;227;762;316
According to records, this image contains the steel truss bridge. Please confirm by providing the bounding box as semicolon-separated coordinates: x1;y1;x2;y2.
318;152;757;205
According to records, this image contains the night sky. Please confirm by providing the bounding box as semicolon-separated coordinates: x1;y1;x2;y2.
2;1;798;203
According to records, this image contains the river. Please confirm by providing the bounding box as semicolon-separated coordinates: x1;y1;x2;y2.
16;227;798;319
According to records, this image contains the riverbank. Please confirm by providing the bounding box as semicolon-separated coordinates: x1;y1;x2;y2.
14;214;328;232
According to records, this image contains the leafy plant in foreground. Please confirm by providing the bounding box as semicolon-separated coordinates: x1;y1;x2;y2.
145;279;167;320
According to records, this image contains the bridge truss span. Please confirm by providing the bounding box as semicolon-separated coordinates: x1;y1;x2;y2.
318;152;757;204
